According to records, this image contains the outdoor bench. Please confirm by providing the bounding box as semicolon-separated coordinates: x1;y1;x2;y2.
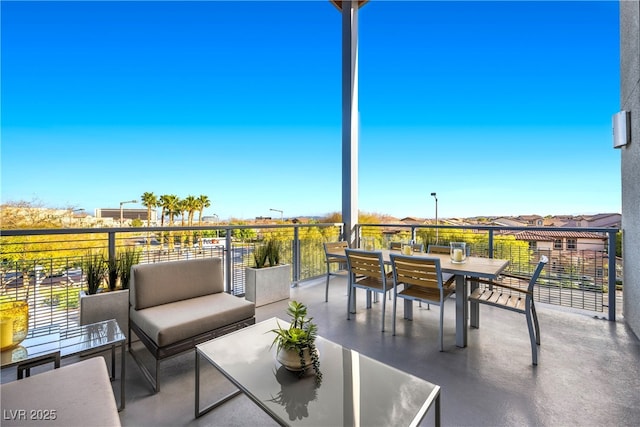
128;257;255;392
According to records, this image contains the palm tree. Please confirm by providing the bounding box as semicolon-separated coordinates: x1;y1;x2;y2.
160;195;180;251
197;195;211;226
182;195;198;247
196;195;211;250
140;192;157;227
158;194;169;227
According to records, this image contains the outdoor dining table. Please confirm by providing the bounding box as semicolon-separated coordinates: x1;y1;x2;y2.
326;247;510;347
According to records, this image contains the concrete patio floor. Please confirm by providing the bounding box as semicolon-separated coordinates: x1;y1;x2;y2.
2;275;639;426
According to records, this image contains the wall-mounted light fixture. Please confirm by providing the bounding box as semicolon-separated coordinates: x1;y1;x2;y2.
612;111;630;148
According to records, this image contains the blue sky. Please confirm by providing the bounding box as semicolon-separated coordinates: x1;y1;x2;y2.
1;1;621;221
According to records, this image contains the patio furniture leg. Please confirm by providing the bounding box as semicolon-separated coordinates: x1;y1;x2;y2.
404;299;413;320
532;301;540;345
470;278;480;328
325;273;330;302
526;301;538;365
347;277;355;318
392;290;398;336
381;291;386;332
455;275;467;347
439;304;445;352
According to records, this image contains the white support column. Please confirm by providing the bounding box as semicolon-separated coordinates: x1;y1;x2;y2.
341;1;359;247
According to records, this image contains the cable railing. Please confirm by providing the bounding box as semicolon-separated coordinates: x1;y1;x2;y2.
0;222;619;331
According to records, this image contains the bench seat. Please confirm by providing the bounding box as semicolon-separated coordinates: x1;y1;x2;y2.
0;357;120;426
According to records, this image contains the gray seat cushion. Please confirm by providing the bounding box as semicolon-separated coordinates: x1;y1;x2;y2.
0;357;120;426
129;292;255;347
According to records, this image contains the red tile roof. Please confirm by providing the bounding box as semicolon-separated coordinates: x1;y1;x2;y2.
513;230;607;241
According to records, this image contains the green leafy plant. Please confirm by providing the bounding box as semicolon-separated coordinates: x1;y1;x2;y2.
83;252;107;295
117;247;141;290
107;256;118;291
254;238;283;268
270;300;321;382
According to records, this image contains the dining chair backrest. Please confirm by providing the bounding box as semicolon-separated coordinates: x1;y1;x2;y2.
390;254;443;292
345;249;387;283
427;244;470;256
323;241;349;302
324;241;348;257
426;245;449;255
526;255;549;293
390;242;424;252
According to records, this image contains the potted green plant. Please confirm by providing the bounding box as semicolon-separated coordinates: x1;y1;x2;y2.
107;256;119;291
245;238;291;307
253;239;282;268
83;252;107;295
270;301;321;381
79;250;134;336
117;247;141;290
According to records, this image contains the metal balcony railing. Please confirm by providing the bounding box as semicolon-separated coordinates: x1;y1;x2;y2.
0;223;619;332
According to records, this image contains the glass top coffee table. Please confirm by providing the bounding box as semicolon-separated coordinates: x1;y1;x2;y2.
1;319;126;411
195;317;441;426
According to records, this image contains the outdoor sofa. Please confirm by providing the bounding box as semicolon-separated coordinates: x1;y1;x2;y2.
128;257;256;392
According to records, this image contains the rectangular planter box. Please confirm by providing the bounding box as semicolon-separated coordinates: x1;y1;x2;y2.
245;264;291;307
80;289;129;337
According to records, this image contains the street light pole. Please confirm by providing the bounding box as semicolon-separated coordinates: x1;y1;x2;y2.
119;199;137;226
269;208;283;223
213;213;220;237
430;192;438;244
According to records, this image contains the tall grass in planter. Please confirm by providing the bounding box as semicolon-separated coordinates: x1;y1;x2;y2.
83;252;107;295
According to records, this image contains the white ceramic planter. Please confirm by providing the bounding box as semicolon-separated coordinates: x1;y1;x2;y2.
79;289;129;337
276;346;317;372
245;264;291;307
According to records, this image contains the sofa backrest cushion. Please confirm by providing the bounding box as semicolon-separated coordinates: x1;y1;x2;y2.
130;258;223;310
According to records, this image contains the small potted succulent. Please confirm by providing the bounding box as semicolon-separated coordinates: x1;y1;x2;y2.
270;301;321;382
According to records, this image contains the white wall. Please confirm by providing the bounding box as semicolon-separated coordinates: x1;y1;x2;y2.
620;0;640;337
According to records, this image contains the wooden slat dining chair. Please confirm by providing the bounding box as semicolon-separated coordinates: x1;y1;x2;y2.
468;255;548;365
422;244;458;310
389;254;455;351
390;242;424;252
345;249;395;332
323;241;349;302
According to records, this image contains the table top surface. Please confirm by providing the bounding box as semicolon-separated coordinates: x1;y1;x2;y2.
197;317;440;426
327;247;509;279
1;319;124;368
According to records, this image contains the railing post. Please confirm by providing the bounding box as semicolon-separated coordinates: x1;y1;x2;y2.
225;231;233;294
488;229;494;258
108;232;116;264
607;230;617;321
488;229;493;258
292;227;300;287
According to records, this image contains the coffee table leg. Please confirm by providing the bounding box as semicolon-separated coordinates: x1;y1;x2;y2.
195;350;242;418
